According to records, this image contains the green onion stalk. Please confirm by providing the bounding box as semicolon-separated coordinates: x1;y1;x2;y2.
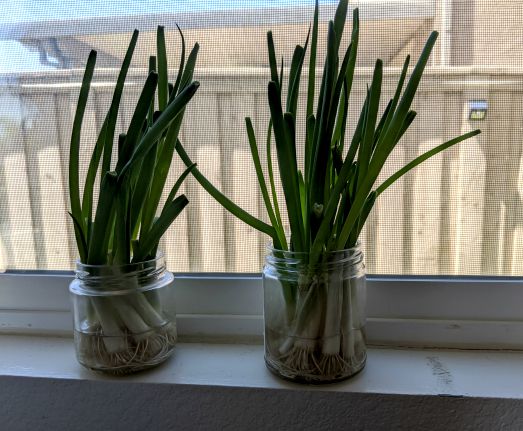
176;0;480;380
69;25;200;371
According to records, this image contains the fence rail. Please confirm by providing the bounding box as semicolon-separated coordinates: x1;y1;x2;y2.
0;67;520;275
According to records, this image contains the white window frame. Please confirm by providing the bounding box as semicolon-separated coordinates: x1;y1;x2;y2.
1;272;522;349
1;0;522;350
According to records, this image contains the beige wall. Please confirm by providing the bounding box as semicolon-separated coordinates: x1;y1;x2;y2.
77;17;430;69
471;0;523;66
439;0;523;66
18;1;523;70
377;0;523;67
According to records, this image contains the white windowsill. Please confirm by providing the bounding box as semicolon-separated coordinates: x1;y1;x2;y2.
1;334;522;400
3;273;523;349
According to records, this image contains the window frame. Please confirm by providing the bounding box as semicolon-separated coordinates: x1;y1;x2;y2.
1;272;522;349
1;0;522;351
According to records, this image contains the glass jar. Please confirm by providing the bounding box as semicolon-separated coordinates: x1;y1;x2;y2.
263;244;366;383
69;254;176;374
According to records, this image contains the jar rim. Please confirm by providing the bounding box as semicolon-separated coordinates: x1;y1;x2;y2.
72;252;169;292
266;241;361;256
75;252;164;271
265;241;363;272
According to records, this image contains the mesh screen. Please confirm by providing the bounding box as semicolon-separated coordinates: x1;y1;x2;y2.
0;0;521;275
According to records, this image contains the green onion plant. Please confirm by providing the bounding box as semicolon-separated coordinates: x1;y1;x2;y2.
177;2;480;257
69;26;200;367
175;0;480;379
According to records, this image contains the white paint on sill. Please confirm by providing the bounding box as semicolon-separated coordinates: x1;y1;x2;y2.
1;335;522;399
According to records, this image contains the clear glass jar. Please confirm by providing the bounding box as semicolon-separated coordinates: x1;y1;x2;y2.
69;254;176;374
263;244;366;383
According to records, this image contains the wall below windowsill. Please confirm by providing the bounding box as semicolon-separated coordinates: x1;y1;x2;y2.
1;335;522;430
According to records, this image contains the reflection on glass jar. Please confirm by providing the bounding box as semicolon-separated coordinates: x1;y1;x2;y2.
263;244;366;383
69;254;176;374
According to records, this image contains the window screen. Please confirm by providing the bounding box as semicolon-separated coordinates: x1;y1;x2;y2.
0;0;520;275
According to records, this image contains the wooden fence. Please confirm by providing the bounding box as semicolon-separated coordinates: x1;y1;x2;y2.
0;67;521;275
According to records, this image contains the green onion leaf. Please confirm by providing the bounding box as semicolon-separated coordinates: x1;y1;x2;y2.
134;195;189;262
157;26;168;111
69;50;96;234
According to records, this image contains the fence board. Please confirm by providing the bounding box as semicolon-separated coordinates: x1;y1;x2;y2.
0;95;37;269
412;91;444;274
20;93;71;269
511;93;523;276
455;92;486;275
186;92;226;271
